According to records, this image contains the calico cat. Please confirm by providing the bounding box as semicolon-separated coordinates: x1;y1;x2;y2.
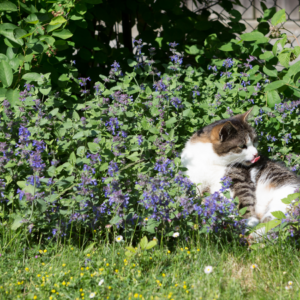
181;109;300;234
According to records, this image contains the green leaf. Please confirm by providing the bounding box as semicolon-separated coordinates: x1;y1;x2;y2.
88;142;100;153
73;132;85;140
165;117;177;128
0;60;13;87
76;146;85;157
49;108;59;116
6;89;20;106
125;251;134;257
265;219;281;234
52;29;73;39
219;42;234;51
127;152;139;162
49;16;67;25
278;52;290;68
266;90;281;107
271;211;286;220
281;192;300;204
239;207;247;216
0;1;18;12
286;60;300;77
263;65;277;77
264;80;286;91
22;72;42;82
109;215;122;225
240;32;264;41
272;40;280;55
271;9;286;26
185;45;200;55
11;215;23;230
127;59;137;67
69;152;76;165
125;246;136;253
75;2;87;14
140;236;148;250
83;242;96;254
145;240;157;250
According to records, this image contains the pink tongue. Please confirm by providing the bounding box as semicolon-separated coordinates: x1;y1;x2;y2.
251;156;260;163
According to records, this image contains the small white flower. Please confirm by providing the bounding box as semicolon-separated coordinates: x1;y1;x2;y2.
173;232;180;238
250;264;258;269
288;281;293;286
98;279;104;286
285;285;292;290
115;235;123;242
89;292;96;298
204;266;213;274
153;237;158;241
229;215;235;219
283;271;287;275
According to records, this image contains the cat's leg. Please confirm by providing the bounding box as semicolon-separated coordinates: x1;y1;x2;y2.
226;167;259;227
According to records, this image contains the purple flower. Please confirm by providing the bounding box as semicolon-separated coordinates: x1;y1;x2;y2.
222;58;234;68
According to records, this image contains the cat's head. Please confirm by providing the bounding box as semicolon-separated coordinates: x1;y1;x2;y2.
191;109;259;166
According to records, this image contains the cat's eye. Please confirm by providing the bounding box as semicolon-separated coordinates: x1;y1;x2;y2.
239;144;247;149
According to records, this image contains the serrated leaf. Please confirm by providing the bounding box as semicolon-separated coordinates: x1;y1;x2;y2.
271;9;286;26
140;236;148;250
271;211;286;220
0;61;13;87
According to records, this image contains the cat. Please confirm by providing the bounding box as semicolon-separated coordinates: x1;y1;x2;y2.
181;109;300;238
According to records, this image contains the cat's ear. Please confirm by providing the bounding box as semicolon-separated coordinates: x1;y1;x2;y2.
242;108;253;122
212;121;237;142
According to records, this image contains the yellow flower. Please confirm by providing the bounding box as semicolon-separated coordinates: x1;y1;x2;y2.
93;230;96;233
81;267;84;270
62;281;66;286
185;247;188;250
180;248;183;251
175;284;178;287
91;274;94;278
186;291;189;294
106;263;109;266
197;249;200;251
80;289;83;292
42;263;45;266
81;293;84;296
44;249;47;253
49;297;53;300
149;257;152;260
80;272;84;276
115;269;118;273
33;296;37;299
87;254;90;257
39;250;43;254
167;250;170;254
187;251;191;254
25;268;29;271
37;274;41;277
86;267;89;270
71;247;74;250
134;294;139;298
250;264;258;269
183;285;187;289
62;264;66;267
108;286;112;290
162;273;165;277
51;290;56;293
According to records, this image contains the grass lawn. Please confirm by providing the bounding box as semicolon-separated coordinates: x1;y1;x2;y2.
1;232;299;300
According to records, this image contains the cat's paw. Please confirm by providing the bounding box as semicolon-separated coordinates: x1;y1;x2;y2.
245;217;260;228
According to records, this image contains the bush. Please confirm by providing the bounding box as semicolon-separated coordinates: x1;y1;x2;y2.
1;6;300;245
